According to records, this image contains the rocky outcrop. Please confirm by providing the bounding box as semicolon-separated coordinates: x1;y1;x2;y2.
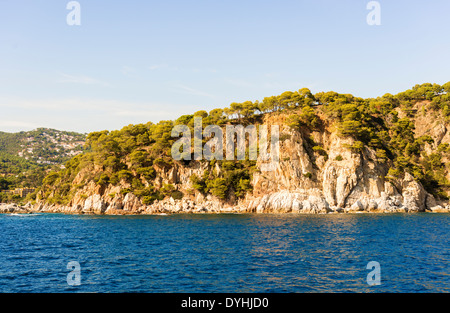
83;194;106;214
243;190;331;214
4;112;449;216
0;203;31;214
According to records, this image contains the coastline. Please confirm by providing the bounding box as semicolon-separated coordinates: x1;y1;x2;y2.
2;197;449;215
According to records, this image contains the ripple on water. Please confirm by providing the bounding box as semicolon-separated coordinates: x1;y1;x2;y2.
0;213;448;292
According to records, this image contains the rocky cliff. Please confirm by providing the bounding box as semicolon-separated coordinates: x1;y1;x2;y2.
11;114;449;214
4;84;450;215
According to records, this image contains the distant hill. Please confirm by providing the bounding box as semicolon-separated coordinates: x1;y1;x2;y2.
0;128;86;200
0;128;85;165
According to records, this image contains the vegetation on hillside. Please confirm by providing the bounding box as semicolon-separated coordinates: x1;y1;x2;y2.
0;128;86;203
31;82;450;205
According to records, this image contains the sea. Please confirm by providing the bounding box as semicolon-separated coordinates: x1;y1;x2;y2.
0;213;448;293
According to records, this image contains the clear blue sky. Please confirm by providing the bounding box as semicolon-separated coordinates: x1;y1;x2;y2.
0;0;449;133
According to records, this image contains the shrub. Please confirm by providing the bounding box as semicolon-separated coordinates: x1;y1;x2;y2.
136;167;156;181
160;183;176;197
120;188;131;195
43;172;60;186
299;105;320;128
134;187;154;198
312;145;327;156
118;170;133;182
387;168;402;179
236;178;252;198
338;120;363;137
346;141;364;152
142;195;157;205
109;173;120;185
141;191;163;205
129;150;152;168
208;178;228;200
190;174;206;193
153;158;172;169
95;173;110;186
376;149;388;162
171;190;184;200
131;177;144;190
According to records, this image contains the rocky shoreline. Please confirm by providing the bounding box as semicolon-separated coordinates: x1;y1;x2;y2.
2;190;449;215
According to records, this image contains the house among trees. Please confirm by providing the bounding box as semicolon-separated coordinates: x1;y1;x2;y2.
1;188;35;198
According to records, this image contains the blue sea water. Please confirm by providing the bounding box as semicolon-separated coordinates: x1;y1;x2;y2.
0;213;448;293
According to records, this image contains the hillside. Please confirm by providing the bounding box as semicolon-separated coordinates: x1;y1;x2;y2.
0;128;86;202
14;82;450;214
0;128;85;164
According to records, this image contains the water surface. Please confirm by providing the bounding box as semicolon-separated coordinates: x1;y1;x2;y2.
0;213;448;292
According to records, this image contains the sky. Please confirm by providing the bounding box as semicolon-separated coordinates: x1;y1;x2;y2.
0;0;449;133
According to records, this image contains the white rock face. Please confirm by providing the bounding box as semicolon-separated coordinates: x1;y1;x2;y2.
83;194;106;214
